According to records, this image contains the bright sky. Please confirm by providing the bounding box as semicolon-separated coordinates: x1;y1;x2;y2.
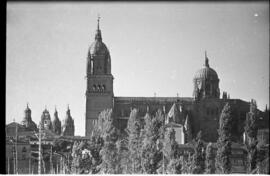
6;2;269;136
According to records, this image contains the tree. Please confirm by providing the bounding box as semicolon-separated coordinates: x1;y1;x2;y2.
163;128;181;174
87;135;104;174
191;131;205;174
99;109;120;174
180;152;193;174
205;142;215;174
141;113;164;174
70;141;92;174
115;139;129;174
244;99;259;173
256;143;269;174
215;103;233;174
70;141;82;174
155;109;166;139
127;108;143;173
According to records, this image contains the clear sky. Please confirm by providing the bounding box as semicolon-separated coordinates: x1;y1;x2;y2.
6;2;269;136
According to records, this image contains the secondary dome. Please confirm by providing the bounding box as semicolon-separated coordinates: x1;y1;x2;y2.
194;54;218;81
194;66;218;81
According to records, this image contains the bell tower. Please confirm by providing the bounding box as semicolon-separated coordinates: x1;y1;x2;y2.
85;16;114;136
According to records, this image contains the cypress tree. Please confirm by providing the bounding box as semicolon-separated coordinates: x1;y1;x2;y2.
99;109;120;174
244;99;259;173
127;108;143;173
163;128;181;174
191;131;206;174
205;142;215;174
215;103;233;174
141;112;163;174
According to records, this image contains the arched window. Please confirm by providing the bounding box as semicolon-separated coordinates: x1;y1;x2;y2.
98;85;101;91
102;85;106;91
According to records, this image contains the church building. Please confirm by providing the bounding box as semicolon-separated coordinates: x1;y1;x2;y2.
85;18;268;142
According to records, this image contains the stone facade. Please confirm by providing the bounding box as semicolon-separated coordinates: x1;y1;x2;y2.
85;19;268;143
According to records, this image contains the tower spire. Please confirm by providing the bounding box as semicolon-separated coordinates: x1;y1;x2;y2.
97;14;100;30
95;15;102;41
204;50;209;67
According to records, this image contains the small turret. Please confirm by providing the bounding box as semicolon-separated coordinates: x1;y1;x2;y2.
62;105;75;136
40;107;52;130
52;107;61;135
21;103;37;131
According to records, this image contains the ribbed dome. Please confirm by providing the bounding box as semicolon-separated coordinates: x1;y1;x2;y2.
194;55;219;81
89;40;109;56
88;17;110;56
194;66;218;80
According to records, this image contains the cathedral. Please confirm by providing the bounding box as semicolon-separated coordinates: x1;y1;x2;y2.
85;18;268;142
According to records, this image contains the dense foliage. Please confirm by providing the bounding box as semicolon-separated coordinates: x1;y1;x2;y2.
205;142;215;174
215;103;233;174
163;128;181;174
244;99;259;173
52;102;258;174
126;109;143;173
191;131;205;174
98;109;121;174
